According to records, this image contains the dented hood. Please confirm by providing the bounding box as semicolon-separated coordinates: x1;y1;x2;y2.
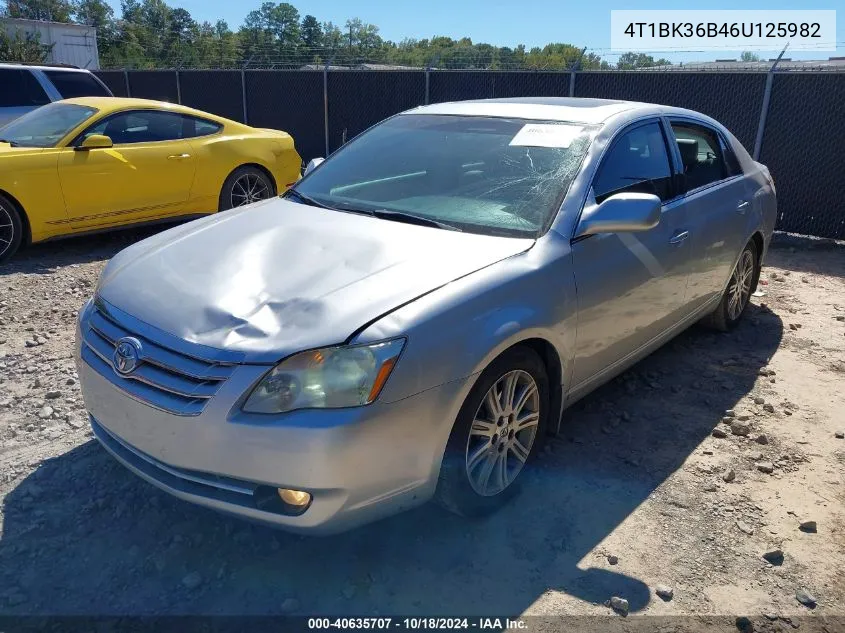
97;198;534;361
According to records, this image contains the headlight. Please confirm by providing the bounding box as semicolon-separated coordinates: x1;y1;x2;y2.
242;338;406;414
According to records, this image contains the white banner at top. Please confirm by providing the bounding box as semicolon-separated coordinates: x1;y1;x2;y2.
610;10;837;52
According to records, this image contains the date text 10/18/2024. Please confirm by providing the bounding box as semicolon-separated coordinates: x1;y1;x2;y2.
307;618;528;630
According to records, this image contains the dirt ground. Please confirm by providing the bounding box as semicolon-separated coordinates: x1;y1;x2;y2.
0;227;843;631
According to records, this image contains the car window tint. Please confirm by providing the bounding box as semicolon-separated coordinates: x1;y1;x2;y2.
83;110;185;144
593;122;673;203
719;134;743;177
43;70;110;98
0;69;50;107
671;122;729;191
185;117;222;138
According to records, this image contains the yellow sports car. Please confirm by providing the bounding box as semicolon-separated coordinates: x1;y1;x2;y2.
0;97;302;263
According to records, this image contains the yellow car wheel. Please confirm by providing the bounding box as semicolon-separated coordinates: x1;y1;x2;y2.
0;193;24;264
219;166;275;212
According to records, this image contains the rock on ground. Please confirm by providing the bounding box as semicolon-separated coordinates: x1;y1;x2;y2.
607;596;629;616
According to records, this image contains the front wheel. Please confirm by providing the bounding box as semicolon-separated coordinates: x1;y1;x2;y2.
0;193;23;265
701;240;759;331
435;346;549;517
219;166;275;211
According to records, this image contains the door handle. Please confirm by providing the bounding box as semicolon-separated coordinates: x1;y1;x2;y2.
737;200;750;214
167;153;191;160
669;230;689;245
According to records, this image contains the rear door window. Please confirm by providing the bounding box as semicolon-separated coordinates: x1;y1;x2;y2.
43;70;111;98
670;122;730;191
593;121;674;203
0;69;50;107
719;134;743;177
182;116;223;138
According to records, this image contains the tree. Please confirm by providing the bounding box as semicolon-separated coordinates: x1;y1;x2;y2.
524;43;598;70
120;0;142;23
321;21;344;58
72;0;112;27
300;14;321;48
740;51;760;62
2;0;616;71
617;52;670;70
4;0;72;22
211;19;240;68
0;27;49;62
165;8;198;66
344;17;382;60
240;2;300;66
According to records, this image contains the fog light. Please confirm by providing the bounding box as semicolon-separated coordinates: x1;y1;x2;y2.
278;488;311;507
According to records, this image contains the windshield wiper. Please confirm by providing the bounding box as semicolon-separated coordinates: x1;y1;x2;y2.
371;209;462;232
285;192;461;232
0;139;19;147
284;188;335;210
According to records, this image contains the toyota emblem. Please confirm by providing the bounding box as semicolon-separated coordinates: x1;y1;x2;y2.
113;337;142;376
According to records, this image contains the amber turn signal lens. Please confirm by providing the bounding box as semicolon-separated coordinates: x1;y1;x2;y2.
367;356;398;402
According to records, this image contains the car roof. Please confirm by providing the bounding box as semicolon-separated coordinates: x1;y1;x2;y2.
59;96;232;121
0;63;92;72
410;97;691;125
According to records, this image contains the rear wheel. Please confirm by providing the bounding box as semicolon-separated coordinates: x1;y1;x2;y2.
0;193;23;265
219;166;275;211
435;347;549;517
701;240;759;331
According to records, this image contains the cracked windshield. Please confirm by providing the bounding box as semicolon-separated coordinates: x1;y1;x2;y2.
293;114;596;237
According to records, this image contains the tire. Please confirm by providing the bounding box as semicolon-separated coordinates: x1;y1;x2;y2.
435;346;550;517
0;193;23;265
218;166;275;211
701;240;759;332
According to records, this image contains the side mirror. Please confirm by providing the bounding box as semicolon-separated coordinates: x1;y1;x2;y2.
576;192;662;238
76;134;113;151
303;157;324;176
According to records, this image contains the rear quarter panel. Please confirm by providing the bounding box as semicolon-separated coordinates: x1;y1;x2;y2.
746;166;777;251
184;129;301;213
722;129;777;260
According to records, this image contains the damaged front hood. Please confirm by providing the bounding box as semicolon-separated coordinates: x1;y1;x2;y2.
97;198;534;361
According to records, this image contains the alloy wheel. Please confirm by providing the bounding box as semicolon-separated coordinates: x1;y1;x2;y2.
0;201;14;259
727;249;755;320
230;173;270;208
465;369;540;497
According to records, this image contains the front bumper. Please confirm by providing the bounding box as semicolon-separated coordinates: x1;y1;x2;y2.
75;304;471;535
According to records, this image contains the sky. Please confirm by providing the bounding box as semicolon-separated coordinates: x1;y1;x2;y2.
104;0;844;63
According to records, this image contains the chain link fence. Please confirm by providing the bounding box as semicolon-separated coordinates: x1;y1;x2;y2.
178;71;243;123
759;72;845;239
94;67;845;240
244;70;324;162
327;70;425;152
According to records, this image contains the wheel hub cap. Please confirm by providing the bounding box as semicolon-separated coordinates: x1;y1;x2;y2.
727;250;755;320
231;174;270;207
465;370;540;497
0;202;13;258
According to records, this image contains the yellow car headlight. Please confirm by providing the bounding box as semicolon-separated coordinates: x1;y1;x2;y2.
242;339;405;414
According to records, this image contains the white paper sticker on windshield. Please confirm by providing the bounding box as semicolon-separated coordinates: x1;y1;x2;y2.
509;124;582;148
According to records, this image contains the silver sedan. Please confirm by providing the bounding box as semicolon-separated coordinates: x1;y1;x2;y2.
75;97;777;534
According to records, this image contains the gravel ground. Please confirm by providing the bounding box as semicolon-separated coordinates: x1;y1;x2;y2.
0;227;843;629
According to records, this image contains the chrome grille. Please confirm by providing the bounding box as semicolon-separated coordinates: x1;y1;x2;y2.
80;302;237;416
